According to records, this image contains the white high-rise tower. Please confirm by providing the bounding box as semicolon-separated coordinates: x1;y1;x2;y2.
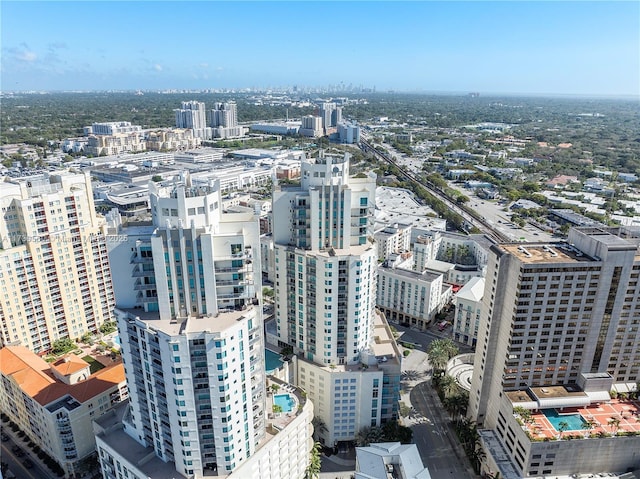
272;152;401;448
95;175;314;479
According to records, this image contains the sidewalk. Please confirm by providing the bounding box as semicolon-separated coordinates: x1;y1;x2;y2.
1;417;57;478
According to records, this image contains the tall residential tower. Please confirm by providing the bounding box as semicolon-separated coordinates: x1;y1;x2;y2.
272;152;401;448
0;172;115;352
96;175;313;479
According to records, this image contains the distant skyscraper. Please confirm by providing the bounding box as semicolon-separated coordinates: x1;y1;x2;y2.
318;102;343;132
0;172;115;352
174;101;211;139
207;102;244;139
272;152;401;448
208;102;238;128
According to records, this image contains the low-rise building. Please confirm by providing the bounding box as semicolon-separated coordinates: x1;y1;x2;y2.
377;264;448;328
86;132;147;156
355;442;431;479
145;128;201;151
0;346;127;476
452;276;484;347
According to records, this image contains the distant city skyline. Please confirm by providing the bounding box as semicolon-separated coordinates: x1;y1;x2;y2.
1;1;638;97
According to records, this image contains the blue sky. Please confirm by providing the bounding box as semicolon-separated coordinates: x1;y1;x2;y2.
1;1;638;96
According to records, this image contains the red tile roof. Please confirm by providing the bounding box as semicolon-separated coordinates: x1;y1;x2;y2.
0;346;125;407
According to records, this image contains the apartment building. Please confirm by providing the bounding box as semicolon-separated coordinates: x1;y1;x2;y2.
377;265;448;328
86;132;147;156
84;121;142;136
97;174;312;479
452;276;485;346
208;102;245;139
174;101;212;140
145;128;202;151
299;115;323;137
0;346;127;476
374;223;412;261
272;152;401;447
0;172;115;352
470;227;640;478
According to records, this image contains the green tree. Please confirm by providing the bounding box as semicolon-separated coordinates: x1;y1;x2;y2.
557;421;569;439
305;442;322;479
99;321;117;334
51;337;75;355
607;417;621;435
439;374;459;399
427;338;459;372
382;420;413;444
311;417;327;441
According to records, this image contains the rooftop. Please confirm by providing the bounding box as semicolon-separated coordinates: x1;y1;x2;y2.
0;346;125;407
94;402;187;479
355;442;431;479
514;398;640;442
501;242;592;263
50;354;90;376
117;305;259;337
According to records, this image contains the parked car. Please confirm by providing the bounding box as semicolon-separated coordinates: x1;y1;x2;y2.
0;432;9;441
11;445;25;457
22;459;34;469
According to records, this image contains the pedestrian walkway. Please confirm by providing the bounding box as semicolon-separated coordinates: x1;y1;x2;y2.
322;453;356;467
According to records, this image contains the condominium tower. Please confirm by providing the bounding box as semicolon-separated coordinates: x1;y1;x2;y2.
272;152;401;448
96;175;312;479
0;172;115;352
174;101;210;139
470;227;640;477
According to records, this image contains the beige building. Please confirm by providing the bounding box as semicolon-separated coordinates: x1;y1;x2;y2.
0;172;115;352
145;128;201;151
470;227;640;477
86;132;146;156
0;346;127;476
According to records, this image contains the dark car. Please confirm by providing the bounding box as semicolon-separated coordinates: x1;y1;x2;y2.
0;432;8;441
12;445;25;457
23;459;34;469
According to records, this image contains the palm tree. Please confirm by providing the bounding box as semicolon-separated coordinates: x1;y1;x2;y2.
608;417;621;435
355;426;384;446
581;418;596;436
427;338;459;372
440;374;459;399
557;421;569;439
469;443;486;474
305;441;322;479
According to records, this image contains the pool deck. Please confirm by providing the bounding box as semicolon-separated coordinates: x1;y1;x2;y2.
520;399;640;440
264;377;306;438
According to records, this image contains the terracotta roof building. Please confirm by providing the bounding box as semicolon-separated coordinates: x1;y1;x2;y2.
0;346;127;476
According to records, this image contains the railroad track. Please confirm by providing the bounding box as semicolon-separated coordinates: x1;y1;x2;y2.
360;138;510;243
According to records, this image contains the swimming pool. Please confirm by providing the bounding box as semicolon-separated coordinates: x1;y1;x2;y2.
265;349;283;373
543;409;587;431
113;335;121;345
273;393;294;413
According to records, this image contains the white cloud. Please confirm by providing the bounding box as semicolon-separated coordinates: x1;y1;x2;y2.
17;49;37;62
153;64;163;72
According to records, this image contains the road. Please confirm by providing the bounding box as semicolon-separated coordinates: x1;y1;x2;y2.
397;327;477;479
360;136;511;243
1;438;54;479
